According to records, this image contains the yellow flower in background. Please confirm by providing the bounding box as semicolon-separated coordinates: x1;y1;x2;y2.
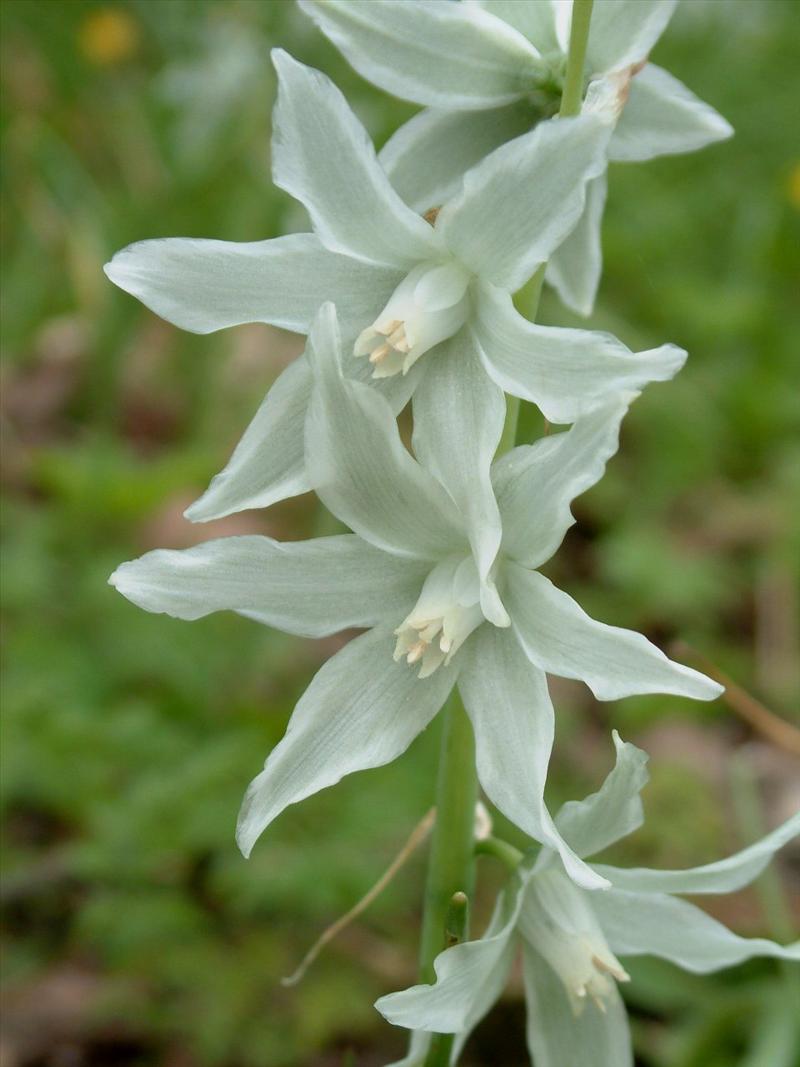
78;7;139;66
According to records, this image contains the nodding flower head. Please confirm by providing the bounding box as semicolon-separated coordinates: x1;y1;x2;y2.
520;868;630;1014
355;259;471;378
393;555;488;678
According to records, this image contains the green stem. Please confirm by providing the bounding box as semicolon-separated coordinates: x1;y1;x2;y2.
418;692;479;983
559;0;594;118
475;835;523;871
423;893;470;1067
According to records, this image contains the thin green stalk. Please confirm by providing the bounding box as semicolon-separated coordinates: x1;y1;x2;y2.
418;693;479;983
560;0;594;119
475;835;523;871
423;893;470;1067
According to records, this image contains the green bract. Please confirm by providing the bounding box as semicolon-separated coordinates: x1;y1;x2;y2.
300;0;732;314
110;304;719;886
377;733;800;1067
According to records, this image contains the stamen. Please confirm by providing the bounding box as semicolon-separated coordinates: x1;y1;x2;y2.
387;324;410;352
353;260;471;379
418;621;442;643
406;641;426;665
592;955;630;982
369;342;392;365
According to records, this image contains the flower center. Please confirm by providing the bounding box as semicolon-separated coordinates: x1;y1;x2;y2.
354;260;471;378
393;556;486;678
520;869;629;1015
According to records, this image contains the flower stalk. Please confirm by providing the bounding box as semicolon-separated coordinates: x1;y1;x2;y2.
418;694;479;983
560;0;595;119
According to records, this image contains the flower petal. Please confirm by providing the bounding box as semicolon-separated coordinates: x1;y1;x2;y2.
411;334;506;622
585;0;677;76
237;624;456;856
458;626;610;890
299;0;544;109
493;393;632;570
475;1;560;53
185;357;311;520
380;103;535;215
545;173;607;317
271;50;438;269
522;944;633;1067
305;304;464;560
594;810;800;895
473;283;685;424
593;888;800;972
436;115;609;292
507;567;724;702
109;534;427;638
185;346;422;523
554;731;649;859
104;232;401;337
376;884;521;1034
609;63;733;162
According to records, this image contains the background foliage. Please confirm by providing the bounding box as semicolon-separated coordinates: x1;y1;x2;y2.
1;1;799;1065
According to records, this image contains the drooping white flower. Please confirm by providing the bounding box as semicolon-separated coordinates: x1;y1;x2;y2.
377;732;800;1067
109;304;720;890
300;0;733;314
104;50;687;530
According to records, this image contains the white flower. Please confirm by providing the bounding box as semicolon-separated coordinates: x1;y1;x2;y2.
377;733;800;1067
300;0;733;314
104;50;686;526
109;304;719;889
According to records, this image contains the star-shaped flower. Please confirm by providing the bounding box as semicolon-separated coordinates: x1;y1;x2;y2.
105;50;686;541
110;304;719;889
301;0;733;314
377;733;800;1067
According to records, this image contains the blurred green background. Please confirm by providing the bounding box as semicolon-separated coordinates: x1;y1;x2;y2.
2;1;799;1065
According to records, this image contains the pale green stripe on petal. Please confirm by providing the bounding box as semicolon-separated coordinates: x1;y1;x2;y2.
475;0;560;53
304;304;465;561
299;0;543;110
104;232;400;337
609;63;734;163
436;115;609;293
185;357;311;521
545;172;607;317
237;625;456;857
594;888;800;972
473;282;686;424
271;50;439;270
507;566;723;702
379;102;535;216
594;810;800;895
109;534;427;638
554;731;649;859
411;333;506;622
585;0;677;77
493;392;632;571
459;627;610;890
